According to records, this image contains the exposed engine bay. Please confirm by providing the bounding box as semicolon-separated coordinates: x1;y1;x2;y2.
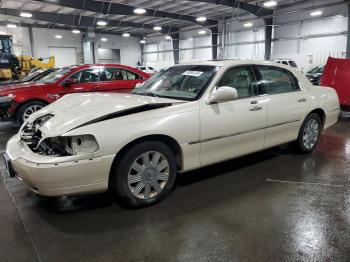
20;114;98;156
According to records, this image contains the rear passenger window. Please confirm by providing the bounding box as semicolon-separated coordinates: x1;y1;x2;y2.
100;68;142;81
258;66;299;95
219;66;255;98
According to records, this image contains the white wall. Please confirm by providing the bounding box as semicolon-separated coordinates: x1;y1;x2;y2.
94;34;141;67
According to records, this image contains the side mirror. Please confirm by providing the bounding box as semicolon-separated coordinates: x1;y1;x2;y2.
207;86;238;104
62;78;77;86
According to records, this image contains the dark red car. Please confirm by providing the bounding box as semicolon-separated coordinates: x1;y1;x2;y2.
0;64;150;123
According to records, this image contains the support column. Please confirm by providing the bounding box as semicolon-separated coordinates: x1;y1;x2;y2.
264;18;273;60
171;32;180;64
28;27;35;57
211;25;219;60
347;4;350;58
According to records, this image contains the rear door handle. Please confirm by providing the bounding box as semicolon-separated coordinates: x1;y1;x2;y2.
298;98;307;102
249;105;263;111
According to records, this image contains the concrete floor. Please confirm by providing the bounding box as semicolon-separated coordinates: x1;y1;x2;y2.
1;119;350;262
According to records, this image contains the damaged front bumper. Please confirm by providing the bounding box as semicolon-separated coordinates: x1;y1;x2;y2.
5;134;114;196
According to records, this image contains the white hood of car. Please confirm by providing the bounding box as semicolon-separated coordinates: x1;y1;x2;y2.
27;92;182;137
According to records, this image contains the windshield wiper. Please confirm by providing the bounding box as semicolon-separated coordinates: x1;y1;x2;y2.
132;92;161;98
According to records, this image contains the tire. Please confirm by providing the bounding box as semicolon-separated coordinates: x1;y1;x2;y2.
17;101;47;124
291;113;322;154
110;141;177;208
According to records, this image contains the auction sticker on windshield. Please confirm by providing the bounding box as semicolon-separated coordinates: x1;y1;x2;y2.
182;71;203;77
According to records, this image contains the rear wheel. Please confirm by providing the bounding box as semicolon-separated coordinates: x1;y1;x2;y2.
17;101;46;124
110;141;177;208
291;113;322;153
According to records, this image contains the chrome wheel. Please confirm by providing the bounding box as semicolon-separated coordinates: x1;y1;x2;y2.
127;151;170;200
302;118;319;150
23;105;43;121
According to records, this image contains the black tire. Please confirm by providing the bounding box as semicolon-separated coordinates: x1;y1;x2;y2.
290;113;322;154
110;141;177;208
17;101;47;124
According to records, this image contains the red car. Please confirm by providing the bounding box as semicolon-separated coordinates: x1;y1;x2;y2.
0;64;150;123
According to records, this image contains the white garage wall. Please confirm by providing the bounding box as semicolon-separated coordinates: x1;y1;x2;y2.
272;3;348;71
94;33;141;67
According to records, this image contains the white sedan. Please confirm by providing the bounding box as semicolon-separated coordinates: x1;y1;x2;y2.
4;60;340;208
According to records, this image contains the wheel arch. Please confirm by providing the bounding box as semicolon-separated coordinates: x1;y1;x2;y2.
112;134;183;171
308;108;326;129
16;99;49;113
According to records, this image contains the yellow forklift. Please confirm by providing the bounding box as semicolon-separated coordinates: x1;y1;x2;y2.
0;35;55;81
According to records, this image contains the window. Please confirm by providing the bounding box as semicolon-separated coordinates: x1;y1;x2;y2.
218;66;255;98
282;61;288;65
69;68;99;83
258;65;299;95
100;67;141;81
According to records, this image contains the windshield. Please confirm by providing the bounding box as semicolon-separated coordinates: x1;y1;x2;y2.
308;66;323;74
37;67;74;84
131;65;219;101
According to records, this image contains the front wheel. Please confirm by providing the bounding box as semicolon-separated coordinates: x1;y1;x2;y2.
291;113;322;153
110;141;177;208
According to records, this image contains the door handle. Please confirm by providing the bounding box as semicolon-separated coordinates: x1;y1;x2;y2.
298;98;307;102
250;101;258;104
249;105;263;111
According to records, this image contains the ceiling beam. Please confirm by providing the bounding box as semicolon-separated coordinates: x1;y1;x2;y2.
0;8;178;35
187;0;273;17
33;0;218;26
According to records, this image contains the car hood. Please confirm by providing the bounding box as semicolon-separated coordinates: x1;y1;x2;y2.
0;82;49;96
27;92;183;137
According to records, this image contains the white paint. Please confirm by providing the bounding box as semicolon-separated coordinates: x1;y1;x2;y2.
48;47;78;67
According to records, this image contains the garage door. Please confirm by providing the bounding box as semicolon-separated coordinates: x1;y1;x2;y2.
48;47;78;68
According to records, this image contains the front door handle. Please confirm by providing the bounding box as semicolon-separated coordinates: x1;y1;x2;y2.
298;98;307;102
249;105;263;111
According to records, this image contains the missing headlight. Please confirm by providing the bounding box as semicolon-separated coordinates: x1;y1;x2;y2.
35;135;99;156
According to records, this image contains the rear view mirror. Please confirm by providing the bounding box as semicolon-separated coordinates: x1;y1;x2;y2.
62;78;77;86
207;86;238;104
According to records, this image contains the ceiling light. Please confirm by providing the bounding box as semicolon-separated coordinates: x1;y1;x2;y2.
165;35;172;40
310;10;322;16
0;31;6;35
153;26;162;31
72;29;80;34
263;1;277;7
243;22;253;27
196;16;207;22
20;12;32;18
140;39;146;44
198;30;206;35
123;33;130;37
101;37;108;42
55;35;62;39
7;24;16;28
134;8;146;14
97;20;107;26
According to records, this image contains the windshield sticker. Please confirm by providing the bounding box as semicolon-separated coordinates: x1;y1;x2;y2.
182;71;204;77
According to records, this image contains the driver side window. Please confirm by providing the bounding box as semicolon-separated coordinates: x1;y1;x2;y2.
219;66;255;98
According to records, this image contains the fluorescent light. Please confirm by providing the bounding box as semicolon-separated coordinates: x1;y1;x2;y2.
153;26;162;31
263;1;277;7
198;30;206;35
97;20;107;26
55;35;62;39
140;39;146;44
123;33;130;37
7;24;16;28
310;10;322;16
0;31;6;35
243;22;253;27
134;8;146;14
101;37;108;42
20;12;32;18
72;29;80;34
165;35;172;40
196;16;207;22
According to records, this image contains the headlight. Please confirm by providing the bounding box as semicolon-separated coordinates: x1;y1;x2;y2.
0;94;15;103
30;135;99;156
